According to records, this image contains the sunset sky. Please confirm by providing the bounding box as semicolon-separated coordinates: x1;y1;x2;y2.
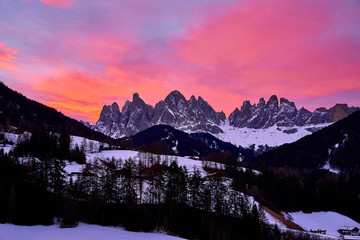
1;0;360;123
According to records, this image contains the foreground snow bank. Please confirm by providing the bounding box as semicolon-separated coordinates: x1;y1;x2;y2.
288;211;360;237
0;223;185;240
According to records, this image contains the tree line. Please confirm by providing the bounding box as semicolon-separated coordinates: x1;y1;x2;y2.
0;128;328;240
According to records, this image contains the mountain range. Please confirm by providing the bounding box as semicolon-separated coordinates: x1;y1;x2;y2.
92;91;359;148
0;82;251;159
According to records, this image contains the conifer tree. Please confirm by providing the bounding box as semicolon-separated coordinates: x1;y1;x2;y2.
121;158;136;205
102;158;117;203
189;168;204;208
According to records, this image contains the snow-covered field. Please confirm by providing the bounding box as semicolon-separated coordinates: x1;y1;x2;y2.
0;132;259;177
0;134;108;155
287;211;360;237
87;150;212;175
71;136;109;152
0;223;185;240
216;121;330;149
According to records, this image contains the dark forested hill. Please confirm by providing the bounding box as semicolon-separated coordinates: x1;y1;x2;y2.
255;109;360;171
119;124;254;161
0;82;112;143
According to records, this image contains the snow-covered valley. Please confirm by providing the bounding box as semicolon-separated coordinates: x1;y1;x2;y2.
287;211;360;239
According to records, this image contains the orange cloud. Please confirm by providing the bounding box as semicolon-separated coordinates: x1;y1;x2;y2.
40;0;77;8
31;65;171;123
0;43;19;71
4;0;359;123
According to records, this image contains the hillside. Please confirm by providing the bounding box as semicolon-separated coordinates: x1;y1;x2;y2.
118;124;254;161
0;82;112;143
254;110;360;171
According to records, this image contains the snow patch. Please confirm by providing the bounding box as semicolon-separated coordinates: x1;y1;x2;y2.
288;211;360;237
216;120;330;149
0;223;185;240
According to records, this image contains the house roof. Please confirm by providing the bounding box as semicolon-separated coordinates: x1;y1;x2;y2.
339;227;359;231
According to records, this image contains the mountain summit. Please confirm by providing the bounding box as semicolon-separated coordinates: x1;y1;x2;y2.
94;91;225;138
93;92;359;140
228;96;358;129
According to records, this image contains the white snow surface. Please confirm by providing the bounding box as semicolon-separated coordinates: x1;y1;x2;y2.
264;212;287;229
0;223;185;240
216;120;330;149
64;161;84;174
85;150;260;177
288;211;360;237
87;150;208;174
321;160;340;174
71;135;109;152
0;144;13;154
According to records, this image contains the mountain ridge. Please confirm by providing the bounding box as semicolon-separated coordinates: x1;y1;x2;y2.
92;91;359;143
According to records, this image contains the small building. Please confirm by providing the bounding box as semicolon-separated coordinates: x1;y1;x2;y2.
339;227;360;240
310;229;327;234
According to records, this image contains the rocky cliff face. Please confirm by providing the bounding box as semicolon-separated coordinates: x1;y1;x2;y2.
93;92;359;138
152;91;225;133
93;91;225;138
228;95;358;130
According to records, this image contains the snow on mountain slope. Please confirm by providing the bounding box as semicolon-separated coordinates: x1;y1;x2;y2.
287;211;360;237
215;120;331;149
0;223;185;240
92;92;358;151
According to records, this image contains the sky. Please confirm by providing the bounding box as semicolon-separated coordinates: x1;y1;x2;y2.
1;0;360;123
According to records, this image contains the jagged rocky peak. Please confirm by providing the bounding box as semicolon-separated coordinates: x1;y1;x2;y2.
257;97;266;107
276;98;298;127
94;102;122;138
189;95;196;102
328;104;349;122
228;107;240;122
94;90;227;138
132;92;141;102
164;90;187;107
307;104;358;124
98;102;121;123
242;100;253;110
295;107;312;126
240;100;253;117
228;95;359;129
130;93;147;107
315;107;327;112
93;91;360;138
158;90;225;132
267;95;279;107
111;102;120;110
280;97;296;108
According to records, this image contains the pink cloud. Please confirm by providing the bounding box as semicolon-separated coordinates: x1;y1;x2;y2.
0;43;19;71
29;63;172;122
40;0;77;8
171;0;360;109
2;0;359;122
